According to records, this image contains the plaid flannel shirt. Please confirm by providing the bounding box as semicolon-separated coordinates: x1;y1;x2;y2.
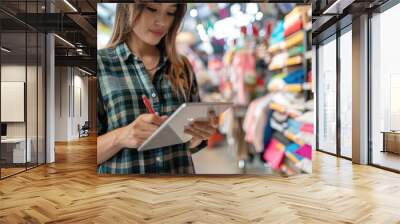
97;42;207;174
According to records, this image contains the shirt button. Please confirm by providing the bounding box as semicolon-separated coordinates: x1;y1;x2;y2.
151;93;156;98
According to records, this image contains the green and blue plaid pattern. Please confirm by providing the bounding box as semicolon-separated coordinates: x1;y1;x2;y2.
97;42;207;174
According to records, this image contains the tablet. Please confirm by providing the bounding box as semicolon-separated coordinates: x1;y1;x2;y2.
137;102;233;151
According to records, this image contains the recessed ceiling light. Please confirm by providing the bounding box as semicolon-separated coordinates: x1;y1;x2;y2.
323;0;354;15
1;47;11;53
63;0;78;12
78;67;92;76
54;34;75;48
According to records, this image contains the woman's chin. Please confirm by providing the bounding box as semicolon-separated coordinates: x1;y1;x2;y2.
144;37;162;46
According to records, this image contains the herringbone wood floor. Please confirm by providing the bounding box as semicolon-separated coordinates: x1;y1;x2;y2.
1;136;400;223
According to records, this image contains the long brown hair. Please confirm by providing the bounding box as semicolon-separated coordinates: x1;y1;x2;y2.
107;2;193;101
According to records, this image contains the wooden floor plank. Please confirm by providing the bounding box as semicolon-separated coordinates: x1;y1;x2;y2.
0;136;399;223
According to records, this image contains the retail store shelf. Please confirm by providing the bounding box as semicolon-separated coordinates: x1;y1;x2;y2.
304;22;312;31
305;50;312;60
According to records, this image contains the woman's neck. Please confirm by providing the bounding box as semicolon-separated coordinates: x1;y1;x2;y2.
127;32;159;59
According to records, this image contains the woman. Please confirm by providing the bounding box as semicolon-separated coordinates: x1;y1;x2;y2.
97;3;218;174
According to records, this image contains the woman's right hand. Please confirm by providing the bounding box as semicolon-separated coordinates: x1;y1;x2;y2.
116;114;168;149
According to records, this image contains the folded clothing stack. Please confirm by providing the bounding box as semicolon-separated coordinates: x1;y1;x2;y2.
287;45;305;57
293;110;314;145
268;55;303;71
284;5;310;34
284;19;302;37
285;31;304;50
270;20;284;46
263;128;312;173
283;69;305;84
268;52;288;71
260;91;313;174
262;6;313;176
263;138;285;170
286;55;303;67
287;119;301;134
268;69;306;90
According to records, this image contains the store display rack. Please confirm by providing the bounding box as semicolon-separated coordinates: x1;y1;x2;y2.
263;5;313;175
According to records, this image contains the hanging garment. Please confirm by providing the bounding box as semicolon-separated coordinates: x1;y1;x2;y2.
270;118;288;132
269;102;286;114
270;101;302;118
243;94;272;151
253;96;273;152
231;50;256;105
243;98;262;144
272;111;289;123
262;110;274;151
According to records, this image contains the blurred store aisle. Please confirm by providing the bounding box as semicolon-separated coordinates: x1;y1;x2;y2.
193;144;273;174
192;145;241;174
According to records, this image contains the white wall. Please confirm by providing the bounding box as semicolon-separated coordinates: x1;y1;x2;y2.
55;67;69;141
54;67;89;141
1;65;34;138
74;71;89;139
1;64;45;164
1;66;25;125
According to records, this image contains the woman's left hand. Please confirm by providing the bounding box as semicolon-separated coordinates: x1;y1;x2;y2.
184;111;219;145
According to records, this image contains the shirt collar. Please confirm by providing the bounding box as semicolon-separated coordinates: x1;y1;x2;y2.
116;42;168;67
115;42;135;61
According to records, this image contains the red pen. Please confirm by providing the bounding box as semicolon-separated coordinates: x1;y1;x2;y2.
142;95;155;114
